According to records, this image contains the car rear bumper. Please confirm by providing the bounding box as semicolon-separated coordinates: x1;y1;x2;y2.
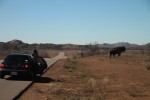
0;68;32;76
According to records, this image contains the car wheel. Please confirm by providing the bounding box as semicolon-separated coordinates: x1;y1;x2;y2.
31;71;37;81
0;74;5;79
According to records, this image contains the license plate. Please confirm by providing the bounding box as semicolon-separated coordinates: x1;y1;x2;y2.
10;72;17;75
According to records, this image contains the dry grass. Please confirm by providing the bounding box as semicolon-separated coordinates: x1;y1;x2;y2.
38;49;59;58
146;65;150;70
81;50;150;99
82;78;106;100
0;49;59;59
107;50;149;65
128;84;144;97
64;59;82;71
145;50;150;70
0;49;34;59
47;59;108;100
64;50;81;59
20;49;150;100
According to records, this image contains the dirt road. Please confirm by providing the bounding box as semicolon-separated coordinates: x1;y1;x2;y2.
0;52;67;100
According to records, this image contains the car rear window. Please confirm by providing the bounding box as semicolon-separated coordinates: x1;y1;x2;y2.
4;55;30;62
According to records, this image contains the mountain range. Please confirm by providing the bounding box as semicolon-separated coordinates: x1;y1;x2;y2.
0;39;150;50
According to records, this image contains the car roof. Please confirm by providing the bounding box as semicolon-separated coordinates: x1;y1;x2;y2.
7;53;32;57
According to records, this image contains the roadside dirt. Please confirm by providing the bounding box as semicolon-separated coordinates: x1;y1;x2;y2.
19;54;150;100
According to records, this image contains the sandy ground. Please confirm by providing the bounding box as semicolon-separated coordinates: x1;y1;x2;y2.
19;53;150;100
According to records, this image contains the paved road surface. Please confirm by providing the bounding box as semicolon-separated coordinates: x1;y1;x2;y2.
0;52;67;100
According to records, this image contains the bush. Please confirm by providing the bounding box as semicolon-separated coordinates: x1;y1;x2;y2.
82;78;106;100
146;65;150;70
79;42;100;58
129;84;144;97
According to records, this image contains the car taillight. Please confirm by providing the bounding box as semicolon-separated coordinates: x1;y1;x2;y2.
0;63;7;68
23;64;31;70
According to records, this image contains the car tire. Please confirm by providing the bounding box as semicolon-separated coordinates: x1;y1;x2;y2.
0;74;5;79
31;71;37;81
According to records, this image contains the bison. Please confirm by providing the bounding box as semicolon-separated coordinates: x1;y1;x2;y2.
109;46;126;58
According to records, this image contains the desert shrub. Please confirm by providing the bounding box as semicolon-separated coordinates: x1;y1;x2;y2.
83;78;96;94
50;83;64;94
65;50;80;59
81;71;93;78
146;50;150;70
79;42;100;58
146;65;150;70
128;84;144;97
64;59;82;71
82;78;106;100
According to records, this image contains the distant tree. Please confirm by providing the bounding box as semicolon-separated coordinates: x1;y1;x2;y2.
79;42;100;57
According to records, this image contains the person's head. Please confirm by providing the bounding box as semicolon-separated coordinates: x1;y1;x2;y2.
33;49;38;53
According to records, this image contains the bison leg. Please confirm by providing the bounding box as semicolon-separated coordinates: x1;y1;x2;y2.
118;52;121;56
110;53;112;58
113;53;115;57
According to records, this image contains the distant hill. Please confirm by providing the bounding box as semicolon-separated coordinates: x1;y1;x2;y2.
0;42;4;44
99;42;141;49
0;39;149;50
144;43;150;47
6;39;25;45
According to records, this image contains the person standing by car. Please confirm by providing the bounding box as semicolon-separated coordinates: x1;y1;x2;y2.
32;49;46;75
32;49;40;77
32;49;39;62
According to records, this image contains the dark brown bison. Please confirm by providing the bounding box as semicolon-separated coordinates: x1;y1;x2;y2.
109;46;126;58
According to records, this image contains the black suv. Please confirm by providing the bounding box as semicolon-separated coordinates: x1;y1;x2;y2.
0;54;47;80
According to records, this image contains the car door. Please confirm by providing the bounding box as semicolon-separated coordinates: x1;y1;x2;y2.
36;57;48;74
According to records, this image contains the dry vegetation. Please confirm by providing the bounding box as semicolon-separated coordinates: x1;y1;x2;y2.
0;49;59;59
38;49;59;58
19;49;150;100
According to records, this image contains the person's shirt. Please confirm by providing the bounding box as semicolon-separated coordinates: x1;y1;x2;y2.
32;52;39;62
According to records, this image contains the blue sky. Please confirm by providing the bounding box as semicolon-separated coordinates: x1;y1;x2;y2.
0;0;150;45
